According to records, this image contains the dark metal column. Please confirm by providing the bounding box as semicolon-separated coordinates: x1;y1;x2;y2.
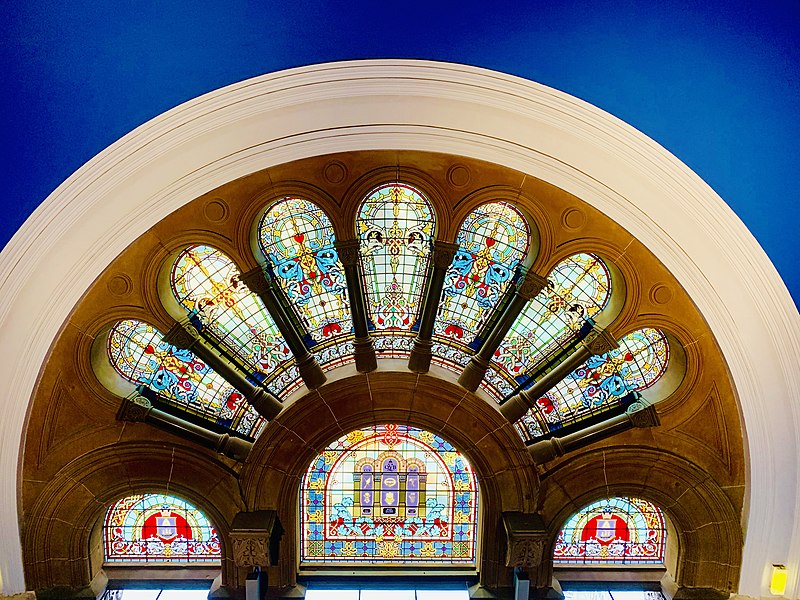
500;325;618;423
408;240;459;373
163;322;284;420
458;270;549;390
240;266;327;389
334;239;377;373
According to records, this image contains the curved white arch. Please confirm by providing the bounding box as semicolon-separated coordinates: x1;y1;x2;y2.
1;60;798;597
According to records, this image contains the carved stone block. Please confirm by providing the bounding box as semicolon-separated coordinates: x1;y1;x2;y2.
502;512;548;568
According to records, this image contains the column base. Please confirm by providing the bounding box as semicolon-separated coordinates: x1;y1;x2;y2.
499;393;531;424
296;353;327;389
407;338;433;373
248;388;284;420
458;355;490;391
353;336;377;373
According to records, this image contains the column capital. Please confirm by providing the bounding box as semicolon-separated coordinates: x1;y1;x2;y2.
162;321;200;350
502;511;548;568
116;395;153;423
431;240;459;269
626;399;660;428
334;239;361;267
518;271;549;300
230;510;284;568
239;266;271;295
584;325;618;356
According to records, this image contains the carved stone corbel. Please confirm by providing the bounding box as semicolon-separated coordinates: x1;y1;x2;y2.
502;511;548;568
230;510;284;569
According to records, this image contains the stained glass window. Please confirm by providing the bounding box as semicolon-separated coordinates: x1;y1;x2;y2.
300;424;479;565
258;197;354;369
107;319;264;438
104;493;221;564
431;202;530;372
515;328;669;440
553;497;666;564
488;253;611;400
170;244;301;395
357;184;435;358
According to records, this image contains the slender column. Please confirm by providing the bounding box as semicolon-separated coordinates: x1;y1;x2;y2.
527;397;659;463
408;240;459;373
240;266;327;389
163;322;284;420
458;270;549;390
118;395;253;461
334;239;377;373
500;325;618;423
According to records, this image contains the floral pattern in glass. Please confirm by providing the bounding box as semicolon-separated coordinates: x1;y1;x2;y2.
357;184;435;357
170;244;300;395
516;328;669;440
300;424;478;565
104;493;221;563
258;198;353;368
491;254;611;398
553;497;666;564
432;202;529;370
107;319;264;437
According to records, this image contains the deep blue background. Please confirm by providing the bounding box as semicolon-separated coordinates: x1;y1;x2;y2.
4;0;798;304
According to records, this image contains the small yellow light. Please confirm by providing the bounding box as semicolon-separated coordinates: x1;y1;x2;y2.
770;564;787;596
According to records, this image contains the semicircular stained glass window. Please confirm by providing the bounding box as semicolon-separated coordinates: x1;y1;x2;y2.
170;244;300;395
257;197;353;369
107;319;264;438
485;253;611;401
431;201;530;374
554;497;666;564
300;424;479;566
515;327;669;441
357;184;435;357
104;493;221;564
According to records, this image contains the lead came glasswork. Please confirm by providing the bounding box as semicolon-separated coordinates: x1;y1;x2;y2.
170;244;300;395
516;327;670;440
357;184;435;356
104;493;221;563
300;424;478;565
490;253;611;400
432;201;530;369
258;198;354;367
106;319;265;437
554;497;666;564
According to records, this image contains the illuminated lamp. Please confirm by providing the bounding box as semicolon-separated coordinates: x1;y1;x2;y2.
770;564;787;596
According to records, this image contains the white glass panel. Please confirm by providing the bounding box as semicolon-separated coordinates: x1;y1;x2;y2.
305;591;359;600
360;591;414;600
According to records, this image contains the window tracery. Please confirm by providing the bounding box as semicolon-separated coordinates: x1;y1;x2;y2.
103;493;221;564
554;497;666;564
300;424;478;565
357;184;435;357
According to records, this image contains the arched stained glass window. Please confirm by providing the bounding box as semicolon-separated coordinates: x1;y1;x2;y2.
515;327;669;440
300;424;479;565
257;198;354;368
170;244;300;395
554;497;666;564
357;184;435;357
431;201;530;373
104;493;221;564
487;253;611;400
107;319;264;437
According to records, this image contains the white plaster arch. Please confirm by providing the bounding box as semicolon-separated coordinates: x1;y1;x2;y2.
1;60;798;597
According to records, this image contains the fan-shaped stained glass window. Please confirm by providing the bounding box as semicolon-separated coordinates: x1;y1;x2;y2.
515;328;669;440
431;201;530;374
357;184;435;357
104;493;221;564
554;497;666;564
258;198;354;369
170;244;300;395
486;253;611;400
300;424;479;565
107;319;264;438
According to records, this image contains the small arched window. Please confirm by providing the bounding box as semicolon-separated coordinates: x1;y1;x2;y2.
106;319;264;437
357;184;436;357
170;244;300;395
516;327;669;440
300;424;479;566
257;197;353;368
554;496;666;564
431;201;531;373
487;253;611;400
104;493;221;564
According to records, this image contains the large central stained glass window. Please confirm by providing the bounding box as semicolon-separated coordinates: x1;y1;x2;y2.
104;493;221;564
300;424;479;566
357;184;435;357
